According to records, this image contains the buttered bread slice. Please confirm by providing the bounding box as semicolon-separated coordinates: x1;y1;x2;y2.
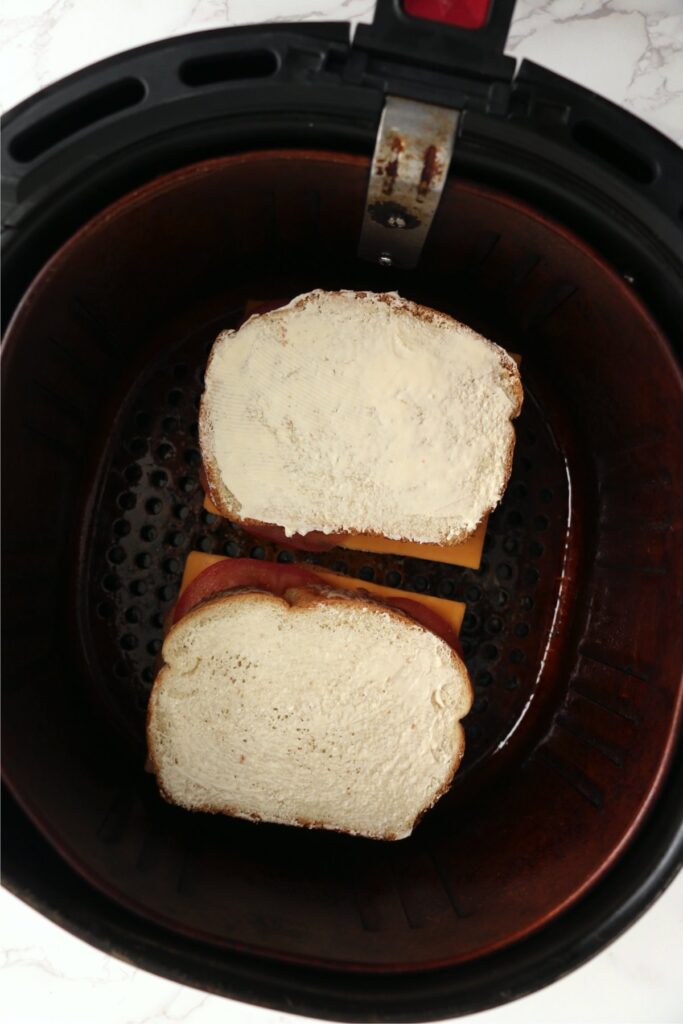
200;290;522;545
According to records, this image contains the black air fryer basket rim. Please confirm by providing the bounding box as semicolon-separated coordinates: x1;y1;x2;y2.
2;1;683;1019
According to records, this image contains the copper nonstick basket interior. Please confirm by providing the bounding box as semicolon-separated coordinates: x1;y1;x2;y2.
2;151;682;971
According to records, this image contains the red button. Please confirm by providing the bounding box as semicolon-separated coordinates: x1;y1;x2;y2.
403;0;492;30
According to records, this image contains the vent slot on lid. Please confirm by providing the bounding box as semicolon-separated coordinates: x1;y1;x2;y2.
179;51;278;87
9;79;146;163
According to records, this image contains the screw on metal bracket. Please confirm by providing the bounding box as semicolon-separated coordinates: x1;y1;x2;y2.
358;95;459;270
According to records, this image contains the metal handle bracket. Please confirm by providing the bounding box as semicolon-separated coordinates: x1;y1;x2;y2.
358;95;459;269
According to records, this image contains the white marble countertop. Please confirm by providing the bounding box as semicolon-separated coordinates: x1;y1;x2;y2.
1;2;682;1022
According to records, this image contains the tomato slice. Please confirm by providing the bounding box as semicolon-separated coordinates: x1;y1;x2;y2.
241;521;343;553
173;558;463;659
172;558;322;624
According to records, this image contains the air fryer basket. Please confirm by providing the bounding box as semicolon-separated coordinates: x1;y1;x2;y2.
3;148;682;971
2;2;683;1018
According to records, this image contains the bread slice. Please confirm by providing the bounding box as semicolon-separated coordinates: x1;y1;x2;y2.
146;588;473;840
200;289;522;546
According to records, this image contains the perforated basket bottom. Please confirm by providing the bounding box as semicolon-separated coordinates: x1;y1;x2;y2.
80;291;569;784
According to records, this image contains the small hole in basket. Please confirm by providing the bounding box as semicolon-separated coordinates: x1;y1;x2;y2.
125;606;140;624
412;575;427;592
333;560;347;573
113;519;131;538
359;566;374;582
462;613;478;633
136;552;151;569
251;546;265;559
167;389;183;406
483;643;498;661
142;666;155;683
197;536;212;552
201;509;217;524
524;568;540;586
147;638;162;655
438;578;453;597
163;416;179;433
505;675;520;690
120;633;138;651
156;442;174;461
180;476;197;494
164;557;180;574
530;541;544;557
174;505;189;520
128;437;147;457
466;584;481;602
520;594;534;610
184;448;201;467
146;498;162;515
511;648;525;663
168;531;183;547
159;584;177;602
496;563;513;582
503;537;518;555
223;540;240;557
473;696;488;714
141;524;157;542
97;601;113;619
540;488;553;504
487;615;502;633
495;589;509;607
107;546;126;567
118;492;136;510
477;670;493;687
102;574;119;592
515;622;530;637
151;470;168;488
151;612;164;629
131;579;147;596
534;514;549;531
386;570;402;587
124;464;142;484
277;550;294;563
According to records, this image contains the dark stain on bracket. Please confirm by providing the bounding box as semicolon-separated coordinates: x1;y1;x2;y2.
367;200;421;230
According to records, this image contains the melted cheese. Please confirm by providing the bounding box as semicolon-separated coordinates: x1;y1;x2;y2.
179;551;466;634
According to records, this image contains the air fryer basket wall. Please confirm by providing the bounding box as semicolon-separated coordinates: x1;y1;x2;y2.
3;150;682;973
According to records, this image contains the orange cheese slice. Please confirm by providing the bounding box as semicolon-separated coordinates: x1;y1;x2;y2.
179;550;466;634
201;490;487;570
